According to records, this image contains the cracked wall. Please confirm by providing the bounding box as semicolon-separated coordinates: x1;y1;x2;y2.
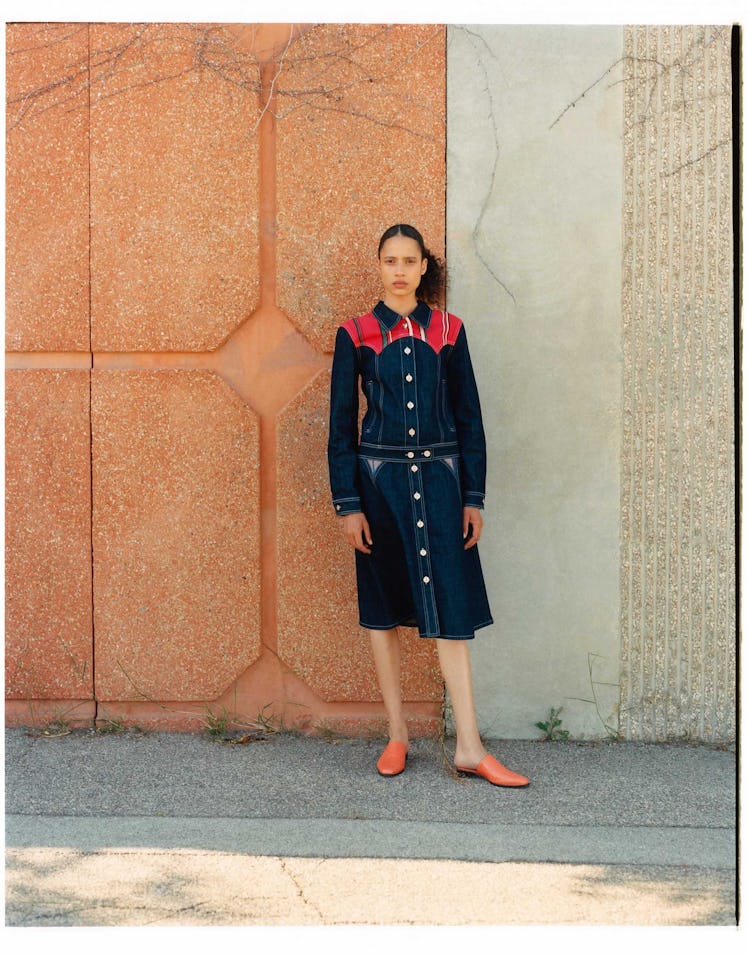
447;25;626;738
446;23;735;742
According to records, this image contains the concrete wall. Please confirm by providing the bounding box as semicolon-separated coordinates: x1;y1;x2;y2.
447;25;625;738
447;23;735;742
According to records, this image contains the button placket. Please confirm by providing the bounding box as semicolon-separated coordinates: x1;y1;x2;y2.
402;330;417;446
406;456;438;635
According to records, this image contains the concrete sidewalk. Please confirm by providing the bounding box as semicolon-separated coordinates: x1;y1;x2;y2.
4;728;737;926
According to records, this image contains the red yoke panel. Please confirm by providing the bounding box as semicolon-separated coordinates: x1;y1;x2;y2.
341;310;462;356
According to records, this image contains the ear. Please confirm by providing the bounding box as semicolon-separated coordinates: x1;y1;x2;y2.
421;258;428;276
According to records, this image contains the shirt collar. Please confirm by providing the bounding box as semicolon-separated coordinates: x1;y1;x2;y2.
373;299;432;331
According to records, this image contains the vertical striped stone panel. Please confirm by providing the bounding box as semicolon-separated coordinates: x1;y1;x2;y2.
621;25;735;741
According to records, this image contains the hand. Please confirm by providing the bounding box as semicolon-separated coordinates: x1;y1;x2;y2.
341;512;373;554
463;506;483;549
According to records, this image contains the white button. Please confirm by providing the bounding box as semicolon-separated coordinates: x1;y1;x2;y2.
423;576;430;584
411;465;418;472
423;450;431;458
404;347;411;355
336;505;341;511
414;492;421;500
417;520;424;528
407;401;414;409
405;374;413;382
408;428;416;436
420;548;427;556
406;452;415;459
402;321;408;328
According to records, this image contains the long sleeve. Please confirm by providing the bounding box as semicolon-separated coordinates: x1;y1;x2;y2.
446;324;487;509
327;326;363;515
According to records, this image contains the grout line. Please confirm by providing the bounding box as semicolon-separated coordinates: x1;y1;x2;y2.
87;23;97;723
257;57;281;655
5;352;216;370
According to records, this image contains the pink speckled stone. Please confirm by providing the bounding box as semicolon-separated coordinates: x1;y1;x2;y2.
92;369;261;700
276;372;443;703
5;24;90;351
89;23;260;351
275;24;447;352
5;370;93;699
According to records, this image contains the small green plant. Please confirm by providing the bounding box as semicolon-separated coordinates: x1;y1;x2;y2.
204;705;233;738
565;652;621;739
252;702;285;734
95;716;127;734
39;717;72;737
535;707;570;741
311;721;342;743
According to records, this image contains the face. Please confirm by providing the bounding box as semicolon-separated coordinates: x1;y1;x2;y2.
378;235;427;301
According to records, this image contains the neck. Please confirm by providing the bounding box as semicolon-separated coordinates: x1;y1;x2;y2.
383;293;418;316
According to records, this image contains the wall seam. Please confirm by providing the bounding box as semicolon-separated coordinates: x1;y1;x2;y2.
87;22;97;722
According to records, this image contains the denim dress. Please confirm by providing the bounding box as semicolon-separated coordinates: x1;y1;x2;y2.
328;300;493;640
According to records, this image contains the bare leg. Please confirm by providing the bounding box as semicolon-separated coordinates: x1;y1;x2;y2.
436;638;488;769
369;628;409;746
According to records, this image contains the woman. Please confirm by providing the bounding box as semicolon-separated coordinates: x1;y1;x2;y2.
328;224;529;788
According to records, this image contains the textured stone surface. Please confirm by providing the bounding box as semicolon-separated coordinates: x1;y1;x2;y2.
447;25;625;738
92;370;261;700
275;23;446;353
5;24;90;351
275;372;443;703
5;21;449;732
620;26;735;741
5;370;93;699
89;23;260;351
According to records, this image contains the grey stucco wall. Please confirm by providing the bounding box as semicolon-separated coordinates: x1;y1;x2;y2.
447;25;625;738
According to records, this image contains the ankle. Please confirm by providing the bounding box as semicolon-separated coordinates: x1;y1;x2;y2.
389;721;409;745
453;742;488;767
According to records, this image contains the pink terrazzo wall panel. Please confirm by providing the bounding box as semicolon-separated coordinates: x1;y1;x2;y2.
272;24;446;727
4;371;93;701
6;22;447;733
276;372;444;708
275;23;447;353
5;23;90;351
91;370;261;702
88;22;261;352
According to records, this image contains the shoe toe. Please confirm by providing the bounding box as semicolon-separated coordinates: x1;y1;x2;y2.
377;741;408;776
477;755;529;787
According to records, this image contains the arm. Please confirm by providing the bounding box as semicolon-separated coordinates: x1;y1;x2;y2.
446;324;488;543
327;327;374;553
327;326;363;517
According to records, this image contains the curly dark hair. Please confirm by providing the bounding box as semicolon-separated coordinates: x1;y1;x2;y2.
378;223;445;306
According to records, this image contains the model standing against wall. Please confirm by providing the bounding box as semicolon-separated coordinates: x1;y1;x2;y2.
328;224;529;788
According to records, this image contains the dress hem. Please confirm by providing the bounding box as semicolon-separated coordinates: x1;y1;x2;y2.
358;616;493;640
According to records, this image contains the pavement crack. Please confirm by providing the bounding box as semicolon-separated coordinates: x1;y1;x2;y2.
280;858;325;921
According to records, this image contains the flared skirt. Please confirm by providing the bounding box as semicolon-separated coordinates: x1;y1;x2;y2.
354;444;493;639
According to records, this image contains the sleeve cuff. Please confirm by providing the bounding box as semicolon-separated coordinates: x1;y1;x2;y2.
464;491;485;509
333;496;362;516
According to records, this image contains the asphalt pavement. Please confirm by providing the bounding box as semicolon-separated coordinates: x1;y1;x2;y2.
4;728;738;927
